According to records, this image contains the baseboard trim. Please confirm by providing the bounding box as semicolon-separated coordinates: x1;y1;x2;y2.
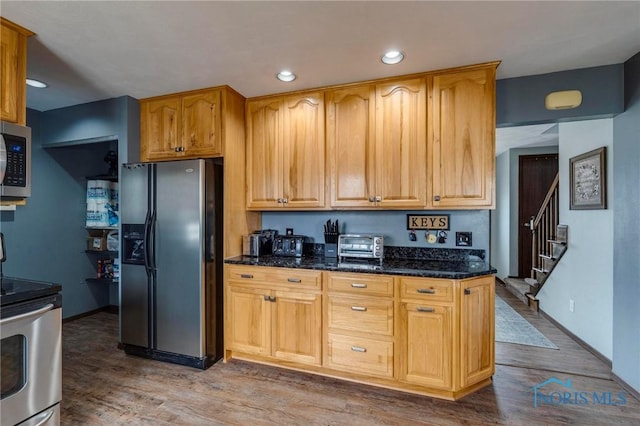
539;308;612;369
495;277;506;286
611;372;640;402
63;305;119;323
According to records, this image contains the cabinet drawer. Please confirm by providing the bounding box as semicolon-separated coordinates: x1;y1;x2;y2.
400;278;454;303
228;266;321;290
326;333;393;378
327;273;394;296
327;295;393;336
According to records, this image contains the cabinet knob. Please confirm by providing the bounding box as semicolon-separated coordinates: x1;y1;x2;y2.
351;283;367;289
174;147;180;152
375;195;382;202
417;307;435;312
351;306;367;312
287;278;302;283
368;196;375;203
282;198;288;204
434;195;441;202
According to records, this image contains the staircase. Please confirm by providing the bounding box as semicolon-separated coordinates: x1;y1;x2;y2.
505;173;568;310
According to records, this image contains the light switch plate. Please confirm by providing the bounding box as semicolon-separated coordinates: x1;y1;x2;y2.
456;232;472;247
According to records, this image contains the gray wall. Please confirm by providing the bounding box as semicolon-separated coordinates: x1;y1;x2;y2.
491;151;511;278
0;96;139;318
497;64;624;127
537;119;614;359
262;210;490;258
612;52;640;392
1;109;112;317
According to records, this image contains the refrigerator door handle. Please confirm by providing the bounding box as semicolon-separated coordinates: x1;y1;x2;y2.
143;211;152;275
208;233;215;262
149;210;157;270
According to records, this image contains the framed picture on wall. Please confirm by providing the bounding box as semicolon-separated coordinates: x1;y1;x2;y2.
569;146;607;210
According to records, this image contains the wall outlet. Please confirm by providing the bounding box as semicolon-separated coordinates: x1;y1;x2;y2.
456;232;472;246
569;299;575;312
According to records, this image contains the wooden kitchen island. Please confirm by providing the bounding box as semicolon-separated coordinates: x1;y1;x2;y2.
223;256;495;401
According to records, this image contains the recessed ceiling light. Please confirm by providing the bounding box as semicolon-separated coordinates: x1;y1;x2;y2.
381;50;405;65
276;70;296;82
26;78;48;88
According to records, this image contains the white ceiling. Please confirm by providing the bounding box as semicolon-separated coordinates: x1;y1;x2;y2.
2;1;639;115
495;123;558;156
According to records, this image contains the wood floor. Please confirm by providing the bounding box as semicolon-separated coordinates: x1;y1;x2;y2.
61;283;640;425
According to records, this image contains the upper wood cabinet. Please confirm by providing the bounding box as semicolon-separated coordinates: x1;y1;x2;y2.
429;65;497;208
246;91;325;209
326;85;376;208
0;18;33;125
140;87;227;162
326;78;427;209
375;78;427;208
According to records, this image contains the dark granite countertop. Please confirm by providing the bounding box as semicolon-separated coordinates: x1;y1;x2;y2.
224;255;496;279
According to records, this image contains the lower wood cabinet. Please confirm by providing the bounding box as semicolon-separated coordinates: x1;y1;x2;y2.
224;264;494;400
225;266;322;366
399;302;453;389
326;333;394;378
459;276;495;388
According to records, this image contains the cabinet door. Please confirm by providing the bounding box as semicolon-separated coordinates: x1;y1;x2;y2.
272;290;322;365
140;96;181;162
182;90;222;157
399;302;452;389
326;85;376;208
282;92;325;208
375;78;427;208
430;67;496;208
226;285;271;356
459;276;495;388
246;98;284;209
0;22;27;125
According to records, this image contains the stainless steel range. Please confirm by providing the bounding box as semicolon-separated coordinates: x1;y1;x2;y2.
0;235;62;426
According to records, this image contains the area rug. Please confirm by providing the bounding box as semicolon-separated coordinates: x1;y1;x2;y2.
495;295;559;349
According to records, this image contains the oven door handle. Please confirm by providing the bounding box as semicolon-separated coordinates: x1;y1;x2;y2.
0;303;54;325
22;407;56;426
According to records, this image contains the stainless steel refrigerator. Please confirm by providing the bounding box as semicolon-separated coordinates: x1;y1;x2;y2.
119;158;223;369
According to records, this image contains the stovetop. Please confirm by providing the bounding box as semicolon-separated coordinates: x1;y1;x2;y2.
0;276;62;306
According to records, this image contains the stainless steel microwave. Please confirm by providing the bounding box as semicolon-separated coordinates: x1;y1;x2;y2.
0;121;31;198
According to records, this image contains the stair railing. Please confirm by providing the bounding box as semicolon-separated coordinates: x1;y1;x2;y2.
530;173;559;279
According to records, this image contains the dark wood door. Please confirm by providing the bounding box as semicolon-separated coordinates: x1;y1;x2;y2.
518;154;558;278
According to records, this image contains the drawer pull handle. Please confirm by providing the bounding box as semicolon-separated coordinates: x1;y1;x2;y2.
240;274;253;279
351;283;367;288
351;346;367;353
351;306;367;312
287;278;302;283
417;288;436;294
417;307;435;313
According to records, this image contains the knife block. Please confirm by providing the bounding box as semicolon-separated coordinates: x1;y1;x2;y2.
324;232;339;259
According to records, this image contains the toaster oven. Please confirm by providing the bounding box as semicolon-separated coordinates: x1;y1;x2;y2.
338;234;383;261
